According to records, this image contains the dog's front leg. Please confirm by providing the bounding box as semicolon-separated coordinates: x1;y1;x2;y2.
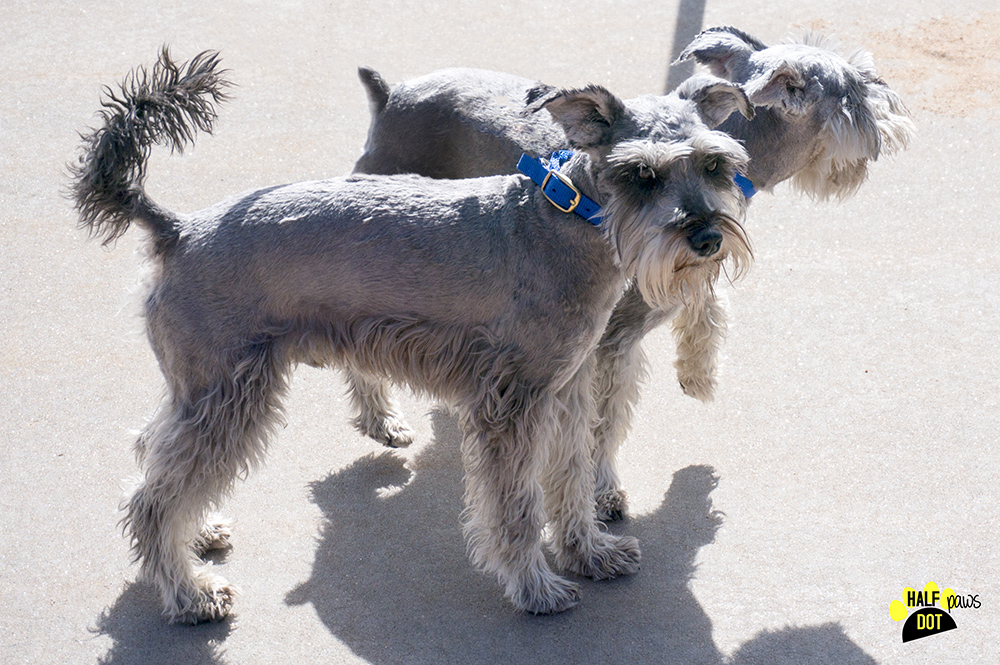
547;361;642;578
459;385;580;614
590;284;663;521
672;291;726;402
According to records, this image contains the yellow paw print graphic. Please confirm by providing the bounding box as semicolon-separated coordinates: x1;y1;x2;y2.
889;582;958;643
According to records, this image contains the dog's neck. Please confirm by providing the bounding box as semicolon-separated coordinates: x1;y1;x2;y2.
550;152;604;211
518;151;606;225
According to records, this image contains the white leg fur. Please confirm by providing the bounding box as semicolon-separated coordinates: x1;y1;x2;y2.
346;368;416;448
460;387;581;614
591;338;649;521
545;362;641;577
672;292;726;402
192;514;233;555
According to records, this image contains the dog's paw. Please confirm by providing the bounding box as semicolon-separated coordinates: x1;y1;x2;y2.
677;374;715;402
595;488;629;522
355;413;416;448
169;576;238;624
192;516;233;556
510;570;581;615
560;533;641;580
378;415;416;448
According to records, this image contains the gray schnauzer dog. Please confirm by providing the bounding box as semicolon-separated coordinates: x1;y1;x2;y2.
71;49;755;622
351;26;913;520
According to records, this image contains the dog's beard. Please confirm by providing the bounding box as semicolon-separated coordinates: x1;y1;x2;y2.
790;84;913;201
631;214;752;310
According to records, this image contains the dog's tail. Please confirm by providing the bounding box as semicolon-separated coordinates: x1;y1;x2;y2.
69;48;230;250
357;66;390;117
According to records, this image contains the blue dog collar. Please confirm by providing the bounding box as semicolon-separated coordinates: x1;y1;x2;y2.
734;172;757;199
517;152;603;225
519;151;756;217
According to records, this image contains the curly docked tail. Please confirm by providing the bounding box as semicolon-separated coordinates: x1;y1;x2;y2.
69;48;230;250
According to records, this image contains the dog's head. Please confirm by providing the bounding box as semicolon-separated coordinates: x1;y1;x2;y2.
677;26;915;199
528;78;754;310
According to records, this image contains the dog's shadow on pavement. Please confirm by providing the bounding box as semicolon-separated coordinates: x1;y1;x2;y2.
92;582;230;665
286;408;879;665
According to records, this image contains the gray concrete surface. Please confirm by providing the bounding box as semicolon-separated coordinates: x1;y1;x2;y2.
2;1;998;663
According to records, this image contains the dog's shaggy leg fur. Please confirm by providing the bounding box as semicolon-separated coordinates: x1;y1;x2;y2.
545;361;641;577
587;287;724;520
590;286;650;521
346;369;415;448
673;292;727;402
192;515;233;555
123;339;289;623
459;379;581;614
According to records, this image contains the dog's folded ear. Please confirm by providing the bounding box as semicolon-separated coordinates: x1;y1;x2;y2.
675;74;754;128
524;82;559;110
741;62;817;115
674;26;767;79
529;85;627;149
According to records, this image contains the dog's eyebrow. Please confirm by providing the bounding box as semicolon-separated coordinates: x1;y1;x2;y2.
608;136;749;173
691;133;750;166
607;140;695;170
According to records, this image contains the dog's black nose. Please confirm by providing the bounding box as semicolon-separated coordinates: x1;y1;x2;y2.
688;225;723;257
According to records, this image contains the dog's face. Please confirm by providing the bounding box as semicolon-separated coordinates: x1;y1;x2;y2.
532;81;753;309
678;26;914;199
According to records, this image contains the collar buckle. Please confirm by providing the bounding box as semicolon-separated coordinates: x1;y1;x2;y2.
541;169;582;214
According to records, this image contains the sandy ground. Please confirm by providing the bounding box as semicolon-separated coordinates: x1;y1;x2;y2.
2;1;998;663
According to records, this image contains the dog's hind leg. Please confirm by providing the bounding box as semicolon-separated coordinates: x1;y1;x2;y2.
545;360;641;578
123;341;287;623
460;380;580;614
345;368;415;448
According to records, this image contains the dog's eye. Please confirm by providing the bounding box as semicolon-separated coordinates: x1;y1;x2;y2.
785;83;800;96
705;159;720;176
637;164;656;181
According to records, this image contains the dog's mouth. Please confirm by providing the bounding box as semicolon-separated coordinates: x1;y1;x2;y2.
672;254;722;274
675;212;752;273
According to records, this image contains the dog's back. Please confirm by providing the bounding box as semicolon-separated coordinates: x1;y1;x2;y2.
354;68;565;178
176;173;614;310
151;172;619;374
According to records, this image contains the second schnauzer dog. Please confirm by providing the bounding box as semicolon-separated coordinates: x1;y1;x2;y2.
71;50;754;622
351;26;914;520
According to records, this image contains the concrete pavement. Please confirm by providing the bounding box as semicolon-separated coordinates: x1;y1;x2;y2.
2;1;998;663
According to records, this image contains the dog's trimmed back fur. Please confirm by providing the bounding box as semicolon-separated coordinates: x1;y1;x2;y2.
355;67;568;179
71;49;754;622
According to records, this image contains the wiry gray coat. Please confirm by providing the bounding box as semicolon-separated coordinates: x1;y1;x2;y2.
351;26;914;520
70;49;753;622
